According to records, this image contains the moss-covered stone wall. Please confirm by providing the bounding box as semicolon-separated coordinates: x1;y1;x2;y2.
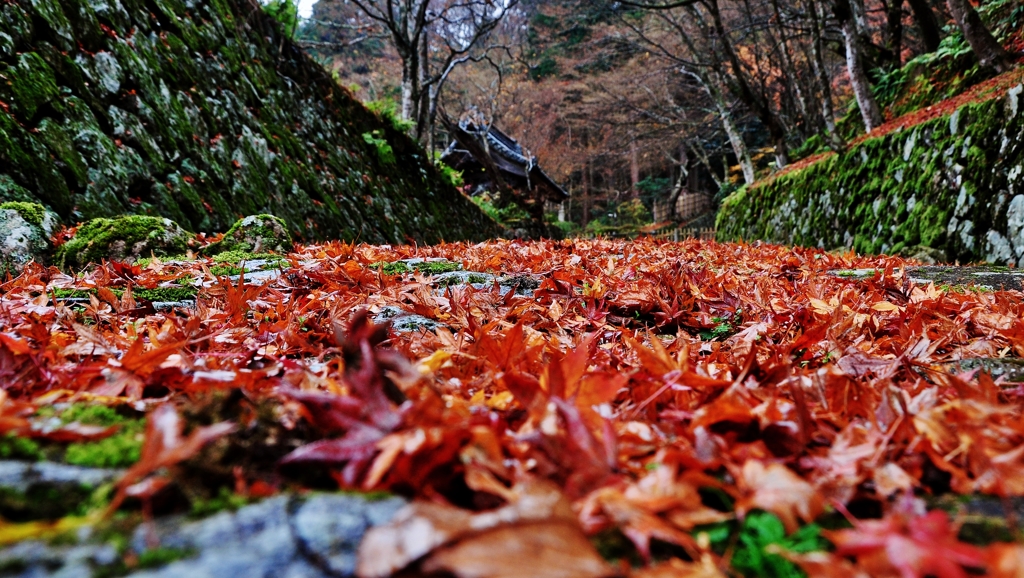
717;84;1024;264
0;0;500;244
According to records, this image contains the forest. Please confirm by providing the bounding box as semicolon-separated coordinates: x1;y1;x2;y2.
2;0;1024;575
298;0;1023;238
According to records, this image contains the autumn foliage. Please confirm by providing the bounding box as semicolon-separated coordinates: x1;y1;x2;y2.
2;238;1024;575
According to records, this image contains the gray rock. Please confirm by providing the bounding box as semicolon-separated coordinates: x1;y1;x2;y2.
831;265;1024;292
0;541;120;578
908;265;1024;291
151;301;196;311
0;492;407;577
372;306;443;333
936;358;1024;383
429;271;537;297
0;203;59;273
900;245;948;265
292;494;406;576
55;216;193;269
0;460;122;494
207;214;292;254
128;493;405;578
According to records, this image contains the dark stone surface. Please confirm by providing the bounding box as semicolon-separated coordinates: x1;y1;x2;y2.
907;265;1024;291
0;0;499;245
828;265;1024;291
935;357;1024;382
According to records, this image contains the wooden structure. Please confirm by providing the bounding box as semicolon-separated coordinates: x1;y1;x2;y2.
441;120;567;221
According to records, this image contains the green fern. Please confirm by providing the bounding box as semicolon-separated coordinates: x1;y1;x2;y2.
702;512;829;578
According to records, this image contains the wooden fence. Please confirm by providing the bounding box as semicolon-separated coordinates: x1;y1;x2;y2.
581;225;716;241
649;226;717;242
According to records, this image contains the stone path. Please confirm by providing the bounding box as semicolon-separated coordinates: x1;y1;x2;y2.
0;490;405;578
830;265;1024;291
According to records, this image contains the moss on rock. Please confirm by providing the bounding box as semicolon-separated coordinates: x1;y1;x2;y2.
0;201;58;274
57;215;193;269
0;175;34;203
718;83;1024;264
1;201;45;226
204;214;291;254
0;0;499;244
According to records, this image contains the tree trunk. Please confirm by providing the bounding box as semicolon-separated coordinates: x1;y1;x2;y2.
884;0;904;67
945;0;1012;72
415;31;430;142
835;0;884;132
802;0;843;148
667;145;690;219
400;57;418;124
629;139;640;197
702;71;756;185
703;0;790;168
689;141;724;189
769;0;813;137
907;0;942;52
582;160;591;225
805;0;845;149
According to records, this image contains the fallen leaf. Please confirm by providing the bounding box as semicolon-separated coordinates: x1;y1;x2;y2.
824;509;986;578
735;460;824;533
420;522;617;578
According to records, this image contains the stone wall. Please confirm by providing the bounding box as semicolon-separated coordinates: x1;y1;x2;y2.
716;83;1024;264
0;0;500;244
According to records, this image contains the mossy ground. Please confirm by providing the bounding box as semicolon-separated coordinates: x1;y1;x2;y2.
52;404;146;469
434;273;490;286
370;259;463;275
0;434;43;461
51;286;198;302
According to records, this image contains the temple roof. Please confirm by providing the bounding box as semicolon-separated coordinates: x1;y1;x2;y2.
441;120;568;203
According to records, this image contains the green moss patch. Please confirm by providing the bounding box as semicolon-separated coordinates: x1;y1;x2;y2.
0;433;43;461
130;287;197;302
51;286;197;302
0;483;98;522
414;260;462;274
57;404;145;469
0;201;45;226
137;547;196;569
209;264;244;276
188;486;252;518
210;250;289;273
203;214;291;255
57;216;193;269
369;259;463;276
369;261;411;275
211;250;283;265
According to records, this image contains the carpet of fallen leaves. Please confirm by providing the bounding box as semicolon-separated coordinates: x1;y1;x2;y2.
3;238;1024;576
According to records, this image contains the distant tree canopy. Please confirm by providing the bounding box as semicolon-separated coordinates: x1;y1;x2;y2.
303;0;1024;227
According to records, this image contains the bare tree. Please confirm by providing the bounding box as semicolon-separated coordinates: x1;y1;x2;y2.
801;0;844;148
337;0;519;145
833;0;884;132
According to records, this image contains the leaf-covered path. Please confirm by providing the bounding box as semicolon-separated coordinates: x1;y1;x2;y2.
2;238;1024;576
